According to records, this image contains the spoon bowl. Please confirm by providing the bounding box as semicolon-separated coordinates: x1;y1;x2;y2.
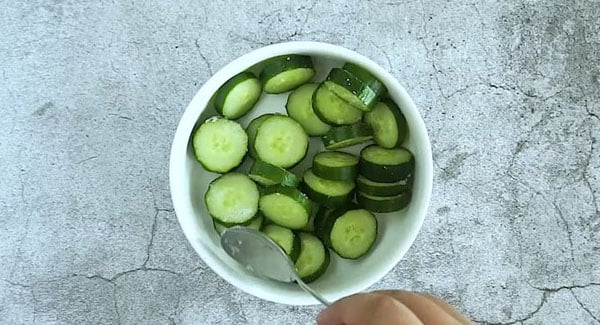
220;227;331;306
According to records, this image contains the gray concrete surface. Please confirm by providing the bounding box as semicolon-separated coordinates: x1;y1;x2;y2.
1;0;598;324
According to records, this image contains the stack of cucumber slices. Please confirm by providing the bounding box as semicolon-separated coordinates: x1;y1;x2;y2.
192;55;415;283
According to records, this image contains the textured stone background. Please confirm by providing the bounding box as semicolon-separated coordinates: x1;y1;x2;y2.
1;0;599;324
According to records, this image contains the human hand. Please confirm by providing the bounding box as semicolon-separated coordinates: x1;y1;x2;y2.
317;290;471;325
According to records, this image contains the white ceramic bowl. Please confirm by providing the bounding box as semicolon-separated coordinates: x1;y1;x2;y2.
169;41;433;305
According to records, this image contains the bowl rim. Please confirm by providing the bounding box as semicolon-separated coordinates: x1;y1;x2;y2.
169;41;433;305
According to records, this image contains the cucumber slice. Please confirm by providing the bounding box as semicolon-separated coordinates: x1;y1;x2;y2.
262;224;301;262
324;66;386;111
300;207;318;232
248;160;301;188
357;191;411;213
246;114;274;158
260;55;316;94
205;173;259;225
342;62;387;97
312;151;359;181
359;145;414;182
302;169;354;208
214;72;262;119
363;99;408;148
313;206;340;246
254;115;309;168
213;213;264;235
312;83;363;125
321;123;373;150
314;206;377;259
330;209;377;259
356;174;413;197
294;233;330;283
259;185;312;229
286;83;332;136
192;117;248;173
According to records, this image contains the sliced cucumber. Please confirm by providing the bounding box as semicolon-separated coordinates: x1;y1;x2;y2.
246;114;274;158
260;55;315;94
363;99;408;148
259;185;312;229
342;62;387;97
248;160;300;188
300;207;318;232
192;117;248;173
314;206;377;259
294;233;330;283
331;209;377;259
359;145;414;182
312;151;359;181
205;173;259;225
324;66;386;111
357;191;411;213
313;206;339;245
254;115;309;168
214;71;262;119
312;83;363;125
356;174;413;197
262;224;301;262
302;169;354;208
213;213;264;235
321;123;373;150
286;83;332;136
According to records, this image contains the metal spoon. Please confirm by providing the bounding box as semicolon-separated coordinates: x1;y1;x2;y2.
220;227;331;306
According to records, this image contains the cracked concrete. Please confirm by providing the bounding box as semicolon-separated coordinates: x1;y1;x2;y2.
1;0;598;324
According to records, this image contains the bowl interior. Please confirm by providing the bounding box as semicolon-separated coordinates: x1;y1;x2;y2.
170;42;433;305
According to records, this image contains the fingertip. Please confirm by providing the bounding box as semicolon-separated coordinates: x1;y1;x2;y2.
316;308;334;325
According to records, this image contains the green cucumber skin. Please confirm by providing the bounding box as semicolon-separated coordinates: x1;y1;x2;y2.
214;71;261;118
312;83;363;126
364;98;408;148
312;151;359;182
325;68;384;111
325;69;375;110
260;185;312;214
356;192;412;213
342;63;388;98
260;55;315;93
359;145;415;183
300;209;317;232
290;234;301;262
249;160;301;188
312;164;358;182
359;159;413;183
294;232;331;283
260;55;314;81
301;182;354;209
246;114;274;158
213;213;264;235
381;98;408;147
313;205;378;260
285;83;332;136
314;207;341;248
321;123;374;150
356;174;413;197
259;185;312;229
300;245;330;283
315;206;378;260
262;224;302;262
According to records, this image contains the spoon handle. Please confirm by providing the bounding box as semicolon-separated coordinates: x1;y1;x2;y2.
295;278;332;306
